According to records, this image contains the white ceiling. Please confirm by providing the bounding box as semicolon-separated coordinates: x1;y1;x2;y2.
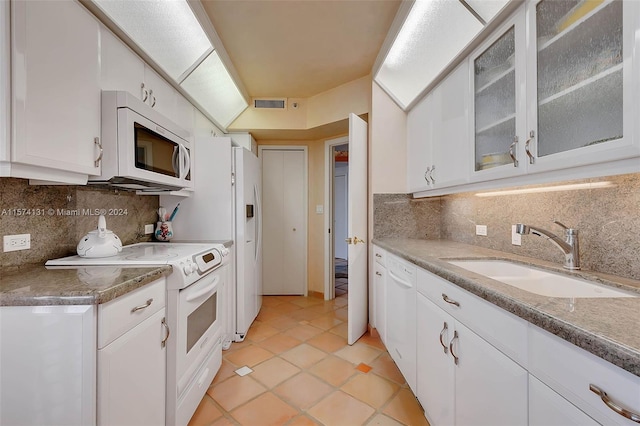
200;0;402;99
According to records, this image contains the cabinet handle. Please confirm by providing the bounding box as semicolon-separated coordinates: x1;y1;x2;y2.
94;137;103;168
509;136;519;167
131;298;153;313
161;317;170;348
525;130;535;164
141;83;149;102
375;253;382;258
430;165;436;184
449;330;459;365
150;89;157;107
442;293;460;307
424;167;431;183
375;271;382;276
439;322;449;354
590;384;640;423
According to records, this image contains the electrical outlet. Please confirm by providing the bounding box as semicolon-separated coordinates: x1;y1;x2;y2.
511;225;522;246
475;225;488;236
144;224;154;234
3;234;31;252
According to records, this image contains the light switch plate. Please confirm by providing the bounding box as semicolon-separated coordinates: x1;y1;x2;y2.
144;224;154;234
475;225;488;236
511;225;522;246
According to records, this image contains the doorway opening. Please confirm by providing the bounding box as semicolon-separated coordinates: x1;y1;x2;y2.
333;143;349;296
324;136;348;300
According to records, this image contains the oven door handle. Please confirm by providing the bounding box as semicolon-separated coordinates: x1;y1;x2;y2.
184;276;219;302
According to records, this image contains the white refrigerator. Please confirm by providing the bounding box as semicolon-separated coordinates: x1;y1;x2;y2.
161;137;262;342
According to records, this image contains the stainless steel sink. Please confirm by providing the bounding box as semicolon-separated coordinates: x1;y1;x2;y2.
448;260;637;298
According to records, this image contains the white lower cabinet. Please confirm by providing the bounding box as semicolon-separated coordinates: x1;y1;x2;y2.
416;292;528;426
529;375;599;426
97;278;167;426
373;246;387;344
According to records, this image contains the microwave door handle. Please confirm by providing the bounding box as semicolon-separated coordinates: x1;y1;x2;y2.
180;144;191;179
172;146;180;177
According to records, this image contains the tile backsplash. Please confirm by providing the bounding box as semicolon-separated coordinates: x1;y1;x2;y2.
0;178;158;267
374;173;640;281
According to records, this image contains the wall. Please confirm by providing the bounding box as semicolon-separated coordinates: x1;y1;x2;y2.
0;178;158;267
258;138;344;294
373;172;640;282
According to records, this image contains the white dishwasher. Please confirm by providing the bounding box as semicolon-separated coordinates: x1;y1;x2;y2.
385;253;417;392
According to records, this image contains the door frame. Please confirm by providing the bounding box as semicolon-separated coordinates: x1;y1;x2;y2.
258;145;309;296
323;136;349;300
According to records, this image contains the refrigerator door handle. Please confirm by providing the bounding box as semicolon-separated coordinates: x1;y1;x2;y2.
254;184;261;262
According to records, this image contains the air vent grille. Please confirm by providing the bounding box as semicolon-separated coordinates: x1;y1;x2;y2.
253;98;286;109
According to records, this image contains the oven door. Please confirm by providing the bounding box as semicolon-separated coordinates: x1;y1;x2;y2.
117;108;192;189
176;271;222;394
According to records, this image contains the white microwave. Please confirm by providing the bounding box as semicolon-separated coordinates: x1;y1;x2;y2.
90;91;193;192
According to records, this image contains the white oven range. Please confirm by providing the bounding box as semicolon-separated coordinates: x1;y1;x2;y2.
46;242;229;426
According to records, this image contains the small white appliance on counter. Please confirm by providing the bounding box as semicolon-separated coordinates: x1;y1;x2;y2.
47;242;229;426
162;138;262;342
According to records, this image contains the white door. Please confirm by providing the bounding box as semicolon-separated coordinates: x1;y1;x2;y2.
262;148;307;295
347;114;368;345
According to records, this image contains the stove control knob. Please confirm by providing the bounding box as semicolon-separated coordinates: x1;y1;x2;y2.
221;248;229;257
191;263;198;273
183;263;192;275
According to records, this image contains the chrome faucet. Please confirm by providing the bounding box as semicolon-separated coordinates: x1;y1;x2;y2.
515;221;580;270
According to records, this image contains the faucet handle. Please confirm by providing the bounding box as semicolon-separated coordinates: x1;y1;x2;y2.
554;220;578;235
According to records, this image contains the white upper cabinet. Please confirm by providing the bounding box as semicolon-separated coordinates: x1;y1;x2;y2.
10;0;102;182
524;0;640;173
407;62;470;193
470;8;527;182
0;0;8;164
470;0;640;184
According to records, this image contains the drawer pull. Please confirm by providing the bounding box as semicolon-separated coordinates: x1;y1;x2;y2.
161;317;170;348
439;322;449;354
442;293;460;307
449;330;459;365
375;253;382;258
131;298;153;313
375;271;382;276
590;384;640;423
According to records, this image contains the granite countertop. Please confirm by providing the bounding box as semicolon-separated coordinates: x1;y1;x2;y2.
373;238;640;378
0;264;172;306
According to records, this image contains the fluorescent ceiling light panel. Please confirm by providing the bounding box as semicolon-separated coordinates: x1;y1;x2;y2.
376;0;484;109
94;0;212;80
181;51;248;129
463;0;510;23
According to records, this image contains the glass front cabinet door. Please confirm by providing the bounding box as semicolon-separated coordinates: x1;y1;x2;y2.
471;0;639;182
526;0;640;172
470;9;527;181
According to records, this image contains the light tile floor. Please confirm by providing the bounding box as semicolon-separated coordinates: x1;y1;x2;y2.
189;295;429;426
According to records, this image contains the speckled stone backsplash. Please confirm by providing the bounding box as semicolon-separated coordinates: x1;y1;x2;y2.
0;178;158;267
374;172;640;281
373;193;441;239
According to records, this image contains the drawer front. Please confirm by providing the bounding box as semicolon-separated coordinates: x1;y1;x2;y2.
417;267;528;366
373;245;386;267
529;325;640;426
98;278;166;348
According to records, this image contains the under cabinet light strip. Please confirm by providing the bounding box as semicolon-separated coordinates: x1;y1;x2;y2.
475;181;614;197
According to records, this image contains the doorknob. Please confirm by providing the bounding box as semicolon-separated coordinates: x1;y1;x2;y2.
345;236;365;245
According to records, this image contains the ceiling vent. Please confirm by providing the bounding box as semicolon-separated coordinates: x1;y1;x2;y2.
253;98;287;109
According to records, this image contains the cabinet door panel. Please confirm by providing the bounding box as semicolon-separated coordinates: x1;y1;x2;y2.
416;294;454;426
529;375;599;426
144;65;176;119
98;309;166;426
454;321;528;426
373;261;386;344
407;93;434;193
100;26;145;98
12;0;101;175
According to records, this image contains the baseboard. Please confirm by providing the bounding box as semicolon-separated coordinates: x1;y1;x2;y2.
308;290;324;299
